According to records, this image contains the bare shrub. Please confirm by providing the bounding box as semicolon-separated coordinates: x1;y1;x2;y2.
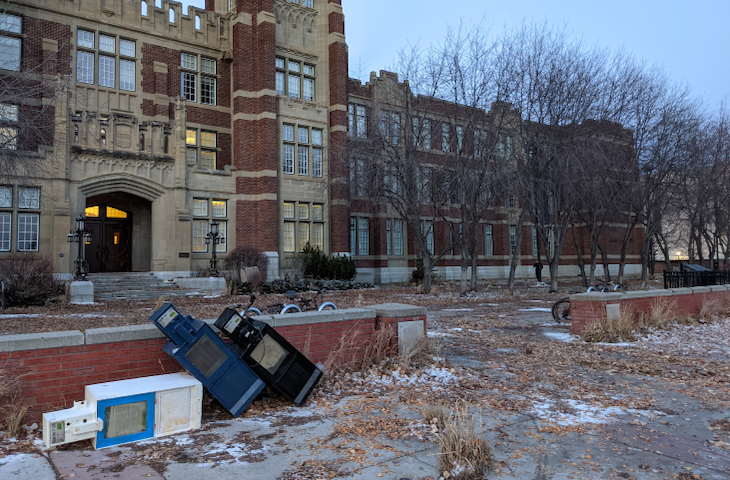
638;298;681;329
420;404;448;433
224;246;269;282
321;323;366;374
399;336;441;370
0;253;62;307
300;327;313;358
436;404;495;480
361;323;396;370
0;368;30;438
583;309;638;343
698;298;730;322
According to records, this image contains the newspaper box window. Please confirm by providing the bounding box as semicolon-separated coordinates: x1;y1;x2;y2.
214;307;322;406
149;302;265;417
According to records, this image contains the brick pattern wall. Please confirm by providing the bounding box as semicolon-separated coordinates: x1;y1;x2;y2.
5;312;424;423
571;288;730;335
23;17;72;75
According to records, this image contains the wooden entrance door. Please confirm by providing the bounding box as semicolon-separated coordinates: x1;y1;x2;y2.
85;205;132;273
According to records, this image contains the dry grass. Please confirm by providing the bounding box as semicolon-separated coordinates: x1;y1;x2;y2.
420;404;448;433
300;327;313;358
321;324;366;374
399;336;442;370
638;298;683;329
699;297;730;321
361;322;396;370
435;404;495;480
0;368;30;438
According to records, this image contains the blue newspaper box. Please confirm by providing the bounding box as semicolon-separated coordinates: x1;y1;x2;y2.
149;303;265;417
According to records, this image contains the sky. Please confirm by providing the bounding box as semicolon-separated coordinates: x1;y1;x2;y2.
182;0;730;110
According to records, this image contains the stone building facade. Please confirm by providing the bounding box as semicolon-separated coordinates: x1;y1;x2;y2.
0;0;641;282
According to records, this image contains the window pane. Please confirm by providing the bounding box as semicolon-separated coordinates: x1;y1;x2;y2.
356;106;366;138
297;146;308;176
193;198;208;217
350;217;356;255
106;206;128;219
200;131;216;148
283;222;295;252
120;39;135;57
303;78;315;101
303;64;314;76
0;186;11;207
17;213;38;251
18;187;39;209
288;74;300;98
302;0;313;7
201;76;216;105
215;221;226;253
211;200;226;217
297;223;309;251
186;129;197;145
312;223;323;251
0;212;10;251
0;104;17;122
98;55;115;88
0;36;21;71
282;144;294;174
201;57;216;74
298;203;309;219
200;150;216;169
186;148;197;165
99;35;115;53
77;29;94;48
288;61;300;73
85;206;100;218
312;204;323;221
297;127;308;144
181;72;196;101
275;71;285;95
119;59;135;91
357;218;369;256
282;124;294;142
76;51;93;84
484;225;493;256
312;129;322;146
192;220;208;252
275;57;285;69
0;126;17;150
312;148;323;177
282;202;294;219
0;14;22;34
181;53;197;70
386;219;392;256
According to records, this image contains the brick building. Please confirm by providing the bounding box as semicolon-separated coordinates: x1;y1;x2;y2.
0;0;642;283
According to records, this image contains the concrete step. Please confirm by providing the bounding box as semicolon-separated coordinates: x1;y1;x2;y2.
85;273;213;301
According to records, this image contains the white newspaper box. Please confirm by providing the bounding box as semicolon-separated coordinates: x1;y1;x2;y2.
43;373;202;449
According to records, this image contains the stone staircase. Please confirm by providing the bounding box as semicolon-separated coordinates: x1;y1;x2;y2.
87;272;208;302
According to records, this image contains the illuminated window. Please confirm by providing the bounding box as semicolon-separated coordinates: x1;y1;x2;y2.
212;200;226;217
85;205;100;218
186;128;218;170
283;222;295;252
106;206;128;219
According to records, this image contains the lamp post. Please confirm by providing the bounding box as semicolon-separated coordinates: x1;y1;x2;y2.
206;221;225;277
67;216;91;280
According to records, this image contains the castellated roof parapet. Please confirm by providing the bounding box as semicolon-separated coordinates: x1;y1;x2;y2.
13;0;230;50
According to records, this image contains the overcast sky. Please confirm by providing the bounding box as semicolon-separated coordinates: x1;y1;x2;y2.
182;0;730;109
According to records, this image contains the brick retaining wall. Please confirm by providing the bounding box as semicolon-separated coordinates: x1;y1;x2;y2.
0;304;426;422
570;285;730;336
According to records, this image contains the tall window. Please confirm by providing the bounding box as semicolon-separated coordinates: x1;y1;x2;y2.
17;187;40;252
141;1;148;16
0;104;18;151
379;111;400;144
181;54;216;106
386;219;404;256
282;124;322;177
348;104;367;138
413;117;431;149
484;224;493;256
350;217;369;256
284;201;324;252
0;14;22;72
186;128;217;169
509;225;518;257
441;123;450;152
0;186;12;251
532;226;539;257
421;220;434;255
192;198;227;253
76;30;136;91
276;57;315;101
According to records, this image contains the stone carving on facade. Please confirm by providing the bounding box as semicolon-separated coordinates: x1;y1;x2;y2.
274;0;317;51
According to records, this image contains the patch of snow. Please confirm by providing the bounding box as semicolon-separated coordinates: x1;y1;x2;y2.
427;332;453;338
519;308;553;312
532;399;662;426
450;327;463;332
0;313;41;319
443;308;474;312
542;332;577;343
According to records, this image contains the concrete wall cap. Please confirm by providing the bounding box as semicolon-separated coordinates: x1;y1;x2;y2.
267;310;345;327
85;324;166;345
709;285;729;293
368;303;427;318
669;288;694;296
570;292;625;302
340;308;377;321
0;330;85;353
691;286;713;293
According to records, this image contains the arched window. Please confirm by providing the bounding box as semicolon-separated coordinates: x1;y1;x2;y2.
74;125;79;144
169;8;175;23
139;133;145;151
195;15;201;30
141;1;148;16
100;128;106;148
155;0;161;7
228;0;234;11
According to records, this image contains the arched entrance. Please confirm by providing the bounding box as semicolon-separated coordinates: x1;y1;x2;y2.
84;204;132;272
84;192;152;272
